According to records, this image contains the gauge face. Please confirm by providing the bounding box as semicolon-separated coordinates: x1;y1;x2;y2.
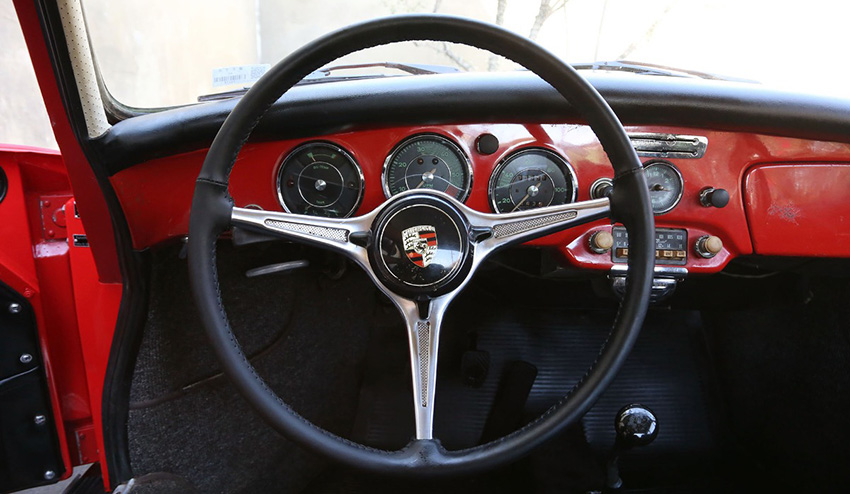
383;134;472;201
643;161;683;214
276;142;364;217
489;148;577;213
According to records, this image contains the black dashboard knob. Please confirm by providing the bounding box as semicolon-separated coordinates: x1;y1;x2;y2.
699;187;729;208
475;133;499;155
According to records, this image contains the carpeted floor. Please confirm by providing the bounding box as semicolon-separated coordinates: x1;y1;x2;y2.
128;243;379;493
125;243;850;493
702;275;850;491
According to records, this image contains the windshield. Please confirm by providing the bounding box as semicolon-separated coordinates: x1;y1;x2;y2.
82;0;850;109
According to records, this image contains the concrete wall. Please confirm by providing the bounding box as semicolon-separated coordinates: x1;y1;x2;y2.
83;0;259;108
0;2;57;149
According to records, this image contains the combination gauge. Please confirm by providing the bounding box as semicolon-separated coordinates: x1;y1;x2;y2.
276;142;364;217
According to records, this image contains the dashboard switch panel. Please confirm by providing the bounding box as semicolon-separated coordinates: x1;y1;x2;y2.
612;227;688;265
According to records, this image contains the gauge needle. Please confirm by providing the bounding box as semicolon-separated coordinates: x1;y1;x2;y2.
298;173;341;186
511;192;531;212
511;182;541;212
416;168;438;189
650;184;667;191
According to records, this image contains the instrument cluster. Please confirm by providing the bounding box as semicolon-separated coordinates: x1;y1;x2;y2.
275;132;590;218
274;130;687;219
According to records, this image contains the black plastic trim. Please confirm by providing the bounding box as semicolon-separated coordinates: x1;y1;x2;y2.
33;1;148;487
95;71;850;176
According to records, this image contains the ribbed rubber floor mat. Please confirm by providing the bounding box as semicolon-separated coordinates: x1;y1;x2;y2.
353;291;722;486
472;307;718;456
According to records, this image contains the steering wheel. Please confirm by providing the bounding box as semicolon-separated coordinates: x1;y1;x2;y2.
188;14;654;476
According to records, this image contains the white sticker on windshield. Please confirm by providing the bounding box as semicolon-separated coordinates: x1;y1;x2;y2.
212;64;270;88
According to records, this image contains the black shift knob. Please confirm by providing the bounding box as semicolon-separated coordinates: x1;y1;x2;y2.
614;404;658;448
699;187;730;208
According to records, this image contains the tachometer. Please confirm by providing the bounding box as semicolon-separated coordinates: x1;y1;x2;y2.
489;148;577;213
383;134;472;201
643;160;683;215
276;142;364;217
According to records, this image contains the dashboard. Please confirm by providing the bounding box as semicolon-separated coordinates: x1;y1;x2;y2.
110;121;850;276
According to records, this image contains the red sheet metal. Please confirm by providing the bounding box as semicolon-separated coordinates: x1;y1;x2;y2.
0;149;75;482
744;163;850;257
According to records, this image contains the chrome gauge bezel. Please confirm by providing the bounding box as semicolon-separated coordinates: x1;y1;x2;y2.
488;147;578;213
382;133;474;202
276;141;365;218
589;177;614;199
643;160;684;215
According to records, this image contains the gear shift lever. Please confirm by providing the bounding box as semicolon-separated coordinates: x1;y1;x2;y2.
606;404;658;490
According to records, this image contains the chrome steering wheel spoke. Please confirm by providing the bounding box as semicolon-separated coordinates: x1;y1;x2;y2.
231;206;378;261
464;197;611;261
389;294;456;440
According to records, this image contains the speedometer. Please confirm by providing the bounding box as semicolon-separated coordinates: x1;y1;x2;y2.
489;148;577;213
382;134;473;201
643;160;683;215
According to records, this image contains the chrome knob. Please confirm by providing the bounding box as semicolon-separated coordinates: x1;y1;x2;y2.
590;177;614;199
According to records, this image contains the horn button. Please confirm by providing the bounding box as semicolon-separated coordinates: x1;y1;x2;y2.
370;194;472;297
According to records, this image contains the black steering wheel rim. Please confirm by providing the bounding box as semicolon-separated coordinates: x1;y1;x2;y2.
188;14;655;477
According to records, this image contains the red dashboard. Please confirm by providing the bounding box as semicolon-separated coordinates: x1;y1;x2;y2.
110;123;850;273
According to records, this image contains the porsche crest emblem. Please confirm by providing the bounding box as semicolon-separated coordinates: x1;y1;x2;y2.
402;225;438;268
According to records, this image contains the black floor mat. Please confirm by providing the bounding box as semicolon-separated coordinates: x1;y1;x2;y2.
703;276;850;491
345;272;727;491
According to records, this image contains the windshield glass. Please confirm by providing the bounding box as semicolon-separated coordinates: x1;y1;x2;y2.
82;0;850;109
